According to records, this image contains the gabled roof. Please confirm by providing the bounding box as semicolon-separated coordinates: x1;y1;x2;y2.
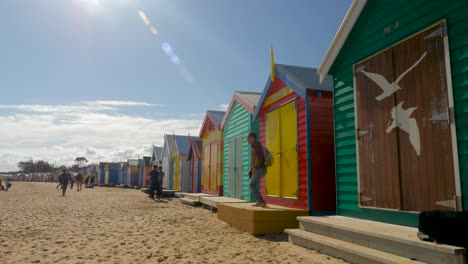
208;110;225;124
253;64;334;119
221;91;262;129
317;0;367;83
152;146;163;160
173;135;198;155
187;137;203;160
199;110;226;138
163;134;174;156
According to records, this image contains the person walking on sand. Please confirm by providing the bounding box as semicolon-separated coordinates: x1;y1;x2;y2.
70;174;75;190
89;175;95;188
59;170;71;197
5;178;11;191
75;173;83;191
56;174;63;189
158;166;164;199
148;165;159;200
247;132;267;207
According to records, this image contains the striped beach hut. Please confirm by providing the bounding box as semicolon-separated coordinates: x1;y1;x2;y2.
105;162;121;186
253;63;336;212
99;162;106;184
151;146;163;167
317;0;468;226
200;110;226;195
138;157;152;188
162;134;175;190
127;159;139;187
172;134;198;192
187;137;203;193
221;91;262;201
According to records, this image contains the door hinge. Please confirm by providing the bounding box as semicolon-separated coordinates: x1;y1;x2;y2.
360;194;373;203
436;196;461;210
424;23;447;39
430;107;454;124
357;129;369;140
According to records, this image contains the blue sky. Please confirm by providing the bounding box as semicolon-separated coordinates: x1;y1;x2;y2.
0;0;351;171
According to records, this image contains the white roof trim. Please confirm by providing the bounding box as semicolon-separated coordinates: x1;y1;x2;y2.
318;0;367;83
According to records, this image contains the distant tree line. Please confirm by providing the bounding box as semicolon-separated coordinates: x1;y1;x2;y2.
17;160;56;173
16;157;89;173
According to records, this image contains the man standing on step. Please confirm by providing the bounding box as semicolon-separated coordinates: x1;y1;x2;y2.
247;132;267;207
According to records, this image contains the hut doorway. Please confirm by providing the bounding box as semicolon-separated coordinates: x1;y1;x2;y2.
265;100;299;199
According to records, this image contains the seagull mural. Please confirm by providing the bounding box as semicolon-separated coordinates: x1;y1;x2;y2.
361;52;427;101
386;101;421;156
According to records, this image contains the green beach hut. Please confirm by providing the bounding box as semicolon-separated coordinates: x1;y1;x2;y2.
317;0;468;227
221;91;262;201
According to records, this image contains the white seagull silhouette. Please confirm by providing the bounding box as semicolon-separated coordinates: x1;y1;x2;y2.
386;101;420;156
361;52;427;101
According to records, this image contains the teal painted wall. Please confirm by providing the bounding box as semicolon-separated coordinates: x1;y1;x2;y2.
330;0;468;227
223;102;259;201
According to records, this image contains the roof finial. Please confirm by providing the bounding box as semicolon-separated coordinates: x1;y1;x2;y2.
270;45;275;81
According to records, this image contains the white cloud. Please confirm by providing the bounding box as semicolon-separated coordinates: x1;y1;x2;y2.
0;102;202;171
82;100;157;107
217;104;229;111
0;104;116;113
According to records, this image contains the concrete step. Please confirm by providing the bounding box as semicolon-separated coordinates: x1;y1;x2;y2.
174;192;187;198
297;216;465;264
179;197;201;206
286;229;425;264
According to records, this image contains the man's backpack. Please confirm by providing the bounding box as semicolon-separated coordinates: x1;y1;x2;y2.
263;147;274;167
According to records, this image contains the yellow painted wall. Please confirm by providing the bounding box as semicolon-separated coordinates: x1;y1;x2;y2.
202;130;223;191
173;155;180;191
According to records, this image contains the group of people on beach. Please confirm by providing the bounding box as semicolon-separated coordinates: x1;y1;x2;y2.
0;178;12;192
147;166;165;201
56;170;95;197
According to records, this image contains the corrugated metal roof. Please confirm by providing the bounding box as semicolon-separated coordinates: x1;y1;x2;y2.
235;91;262;108
153;146;163;160
276;64;333;92
174;135;200;155
207;110;225;125
188;138;203;160
164;134;174;155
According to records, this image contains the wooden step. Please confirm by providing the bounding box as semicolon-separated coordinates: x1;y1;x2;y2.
286;229;425;264
297;216;465;264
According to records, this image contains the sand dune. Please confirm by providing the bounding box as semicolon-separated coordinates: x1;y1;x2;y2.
0;182;345;264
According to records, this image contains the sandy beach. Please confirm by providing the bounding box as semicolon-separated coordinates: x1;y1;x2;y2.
0;182;345;264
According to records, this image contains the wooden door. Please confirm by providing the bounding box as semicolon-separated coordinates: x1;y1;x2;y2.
280;100;299;198
393;22;456;211
174;156;180;191
235;136;244;199
210;142;218;190
265;108;281;197
355;22;457;211
355;49;401;209
229;139;235;197
203;145;210;190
